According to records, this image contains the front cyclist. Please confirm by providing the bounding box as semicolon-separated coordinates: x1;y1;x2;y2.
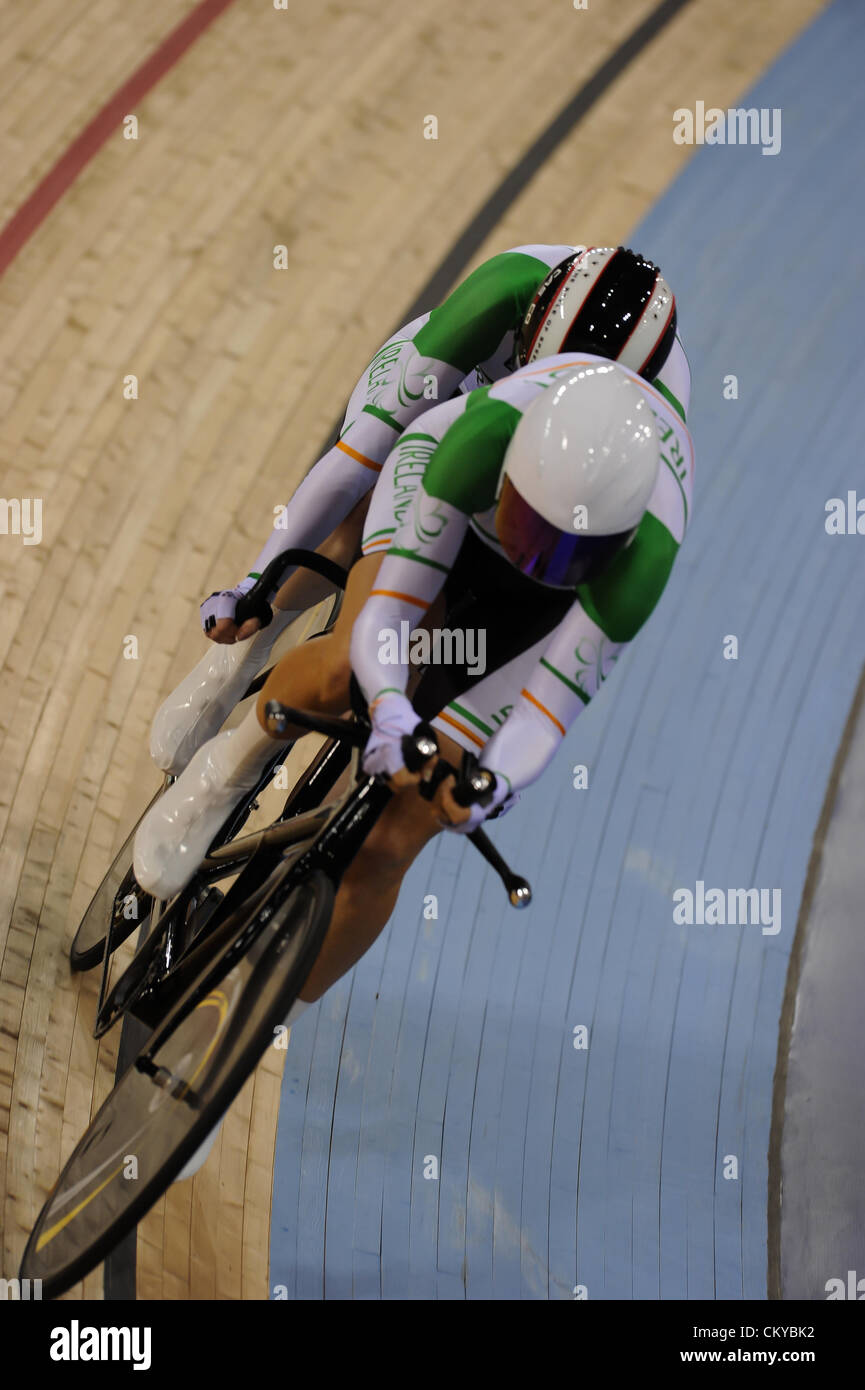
153;244;688;774
135;355;694;1000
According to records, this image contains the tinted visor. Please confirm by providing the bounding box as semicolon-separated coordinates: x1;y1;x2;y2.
495;475;636;588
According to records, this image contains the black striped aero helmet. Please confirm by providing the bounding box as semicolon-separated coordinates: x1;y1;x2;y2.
515;247;677;380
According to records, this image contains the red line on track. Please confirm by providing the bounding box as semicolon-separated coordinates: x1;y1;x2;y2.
0;0;239;279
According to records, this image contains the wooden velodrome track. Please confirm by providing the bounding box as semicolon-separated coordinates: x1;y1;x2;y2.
0;0;827;1300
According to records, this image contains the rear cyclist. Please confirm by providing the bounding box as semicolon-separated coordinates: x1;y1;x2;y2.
153;243;688;774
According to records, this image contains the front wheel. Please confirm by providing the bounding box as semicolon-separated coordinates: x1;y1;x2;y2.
23;868;334;1299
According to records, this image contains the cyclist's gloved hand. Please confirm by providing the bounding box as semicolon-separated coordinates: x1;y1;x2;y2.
362;691;419;778
200;577;257;636
445;774;518;835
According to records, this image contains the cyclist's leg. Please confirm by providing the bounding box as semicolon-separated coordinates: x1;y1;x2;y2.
173;695;467;1182
295;636;547;1002
173;607;538;1179
255;552;451;728
295;728;463;1001
296;655;543;1004
253;552;383;730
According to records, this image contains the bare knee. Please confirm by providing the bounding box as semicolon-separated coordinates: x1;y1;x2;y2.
255;634;353;730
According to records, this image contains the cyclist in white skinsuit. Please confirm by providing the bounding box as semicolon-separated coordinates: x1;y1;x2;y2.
152;244;690;774
352;354;692;786
140;352;693;1182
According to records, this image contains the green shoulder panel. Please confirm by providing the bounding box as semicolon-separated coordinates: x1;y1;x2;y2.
422;392;522;515
577;511;679;643
414;251;550;372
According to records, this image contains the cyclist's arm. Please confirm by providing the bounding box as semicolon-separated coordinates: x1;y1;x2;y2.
411;248;564;375
476;601;627;796
480;510;681;792
243;250;557;589
349;493;469;701
241;436;385;593
350;394;520;702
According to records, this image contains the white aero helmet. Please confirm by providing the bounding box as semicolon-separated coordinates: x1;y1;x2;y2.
494;362;660;588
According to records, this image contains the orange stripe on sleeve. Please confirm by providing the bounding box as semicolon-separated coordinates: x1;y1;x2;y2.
336;439;382;472
520;687;566;736
436;711;486;749
370;588;429;610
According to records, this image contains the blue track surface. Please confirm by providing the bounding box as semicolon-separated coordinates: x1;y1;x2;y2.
270;0;865;1299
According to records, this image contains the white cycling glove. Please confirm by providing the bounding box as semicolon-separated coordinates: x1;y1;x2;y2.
362;692;420;778
200;577;258;635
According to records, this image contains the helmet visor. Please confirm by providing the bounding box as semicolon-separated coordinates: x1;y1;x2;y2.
495;475;636;588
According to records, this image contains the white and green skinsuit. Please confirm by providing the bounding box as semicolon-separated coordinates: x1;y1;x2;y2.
350;352;695;798
244;243;691;584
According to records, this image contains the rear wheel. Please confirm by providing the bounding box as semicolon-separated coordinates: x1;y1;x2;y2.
23;866;334;1300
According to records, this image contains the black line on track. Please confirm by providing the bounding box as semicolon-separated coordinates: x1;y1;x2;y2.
103;0;695;1301
397;0;696;326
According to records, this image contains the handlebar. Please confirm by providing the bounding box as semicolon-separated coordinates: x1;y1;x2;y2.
235;549;349;630
262;702;531;909
453;766;497;809
401;725;497;810
401;721;439;774
264;701;368;746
